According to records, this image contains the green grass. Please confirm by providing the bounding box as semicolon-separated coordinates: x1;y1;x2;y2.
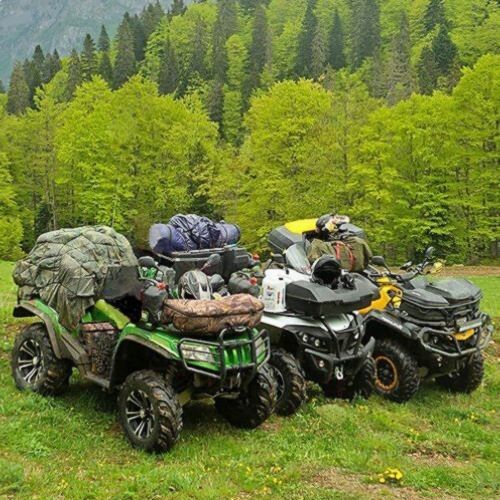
1;263;499;498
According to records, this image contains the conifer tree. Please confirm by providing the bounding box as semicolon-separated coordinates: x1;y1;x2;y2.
211;0;238;125
351;0;381;69
113;15;137;89
247;3;268;94
169;0;186;18
212;0;238;82
81;34;98;81
98;25;110;52
33;45;45;74
130;14;147;62
189;19;208;80
223;35;247;144
328;8;345;70
417;46;438;94
0;80;5;94
432;24;457;76
387;12;412;105
98;52;114;85
6;62;30;114
23;59;40;107
158;37;179;95
295;0;318;77
65;49;83;99
311;26;326;79
423;0;447;34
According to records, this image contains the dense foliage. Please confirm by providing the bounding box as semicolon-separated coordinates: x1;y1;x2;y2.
0;0;498;262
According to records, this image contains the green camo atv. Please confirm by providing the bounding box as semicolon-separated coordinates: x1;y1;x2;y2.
11;265;276;453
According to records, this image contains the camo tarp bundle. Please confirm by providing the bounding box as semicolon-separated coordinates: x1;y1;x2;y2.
13;226;138;330
162;294;264;335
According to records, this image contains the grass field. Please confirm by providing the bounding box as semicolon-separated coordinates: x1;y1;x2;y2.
0;261;498;499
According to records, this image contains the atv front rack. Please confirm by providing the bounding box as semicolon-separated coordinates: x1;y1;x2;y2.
416;312;493;358
178;328;270;381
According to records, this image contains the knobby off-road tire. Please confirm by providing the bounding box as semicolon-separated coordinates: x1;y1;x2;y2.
373;338;419;403
215;364;277;429
321;357;376;401
118;370;183;453
269;348;307;416
11;323;72;396
435;351;484;393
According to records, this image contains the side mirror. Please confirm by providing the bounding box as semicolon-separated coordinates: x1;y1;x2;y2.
371;256;387;267
138;256;158;269
425;246;435;260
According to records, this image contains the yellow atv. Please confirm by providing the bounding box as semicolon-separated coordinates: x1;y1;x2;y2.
360;249;492;402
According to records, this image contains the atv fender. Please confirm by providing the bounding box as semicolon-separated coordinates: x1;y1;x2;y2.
363;310;415;341
109;335;176;389
13;303;62;358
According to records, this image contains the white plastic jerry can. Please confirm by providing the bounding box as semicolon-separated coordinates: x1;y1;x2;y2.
261;271;288;313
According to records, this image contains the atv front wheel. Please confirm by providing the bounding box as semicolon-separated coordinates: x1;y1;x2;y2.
321;357;375;400
215;364;277;428
269;349;306;415
435;352;484;393
373;339;419;403
118;370;183;453
11;323;72;395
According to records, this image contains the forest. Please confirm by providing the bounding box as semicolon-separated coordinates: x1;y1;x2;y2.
0;0;498;263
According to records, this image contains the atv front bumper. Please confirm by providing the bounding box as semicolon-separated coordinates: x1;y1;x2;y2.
415;312;493;359
178;328;270;381
303;337;375;385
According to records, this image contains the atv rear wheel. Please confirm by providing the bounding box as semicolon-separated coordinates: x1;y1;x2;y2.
11;323;72;396
321;357;375;400
435;352;484;393
269;348;306;415
118;370;183;453
215;364;277;428
373;339;419;403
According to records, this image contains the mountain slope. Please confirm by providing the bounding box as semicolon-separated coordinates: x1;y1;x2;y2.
0;0;176;82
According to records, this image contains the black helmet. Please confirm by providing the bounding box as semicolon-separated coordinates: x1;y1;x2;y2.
178;270;212;300
311;255;342;287
316;214;337;237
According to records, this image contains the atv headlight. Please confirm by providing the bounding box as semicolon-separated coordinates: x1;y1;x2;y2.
180;344;216;364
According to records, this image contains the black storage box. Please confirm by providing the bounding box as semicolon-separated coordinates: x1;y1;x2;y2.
286;275;379;317
268;226;303;253
156;246;252;281
400;278;482;324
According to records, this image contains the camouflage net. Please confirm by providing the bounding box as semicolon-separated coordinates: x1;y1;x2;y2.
13;226;138;330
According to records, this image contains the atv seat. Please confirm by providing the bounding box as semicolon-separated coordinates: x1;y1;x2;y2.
161;294;264;337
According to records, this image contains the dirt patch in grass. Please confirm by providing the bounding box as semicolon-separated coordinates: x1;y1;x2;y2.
306;467;427;499
441;266;500;277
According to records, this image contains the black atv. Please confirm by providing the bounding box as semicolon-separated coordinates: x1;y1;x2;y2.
362;247;493;402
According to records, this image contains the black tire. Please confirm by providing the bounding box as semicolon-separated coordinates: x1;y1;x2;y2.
11;323;72;396
118;370;183;453
215;364;277;428
269;348;307;416
321;357;376;401
373;338;419;403
435;352;484;393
